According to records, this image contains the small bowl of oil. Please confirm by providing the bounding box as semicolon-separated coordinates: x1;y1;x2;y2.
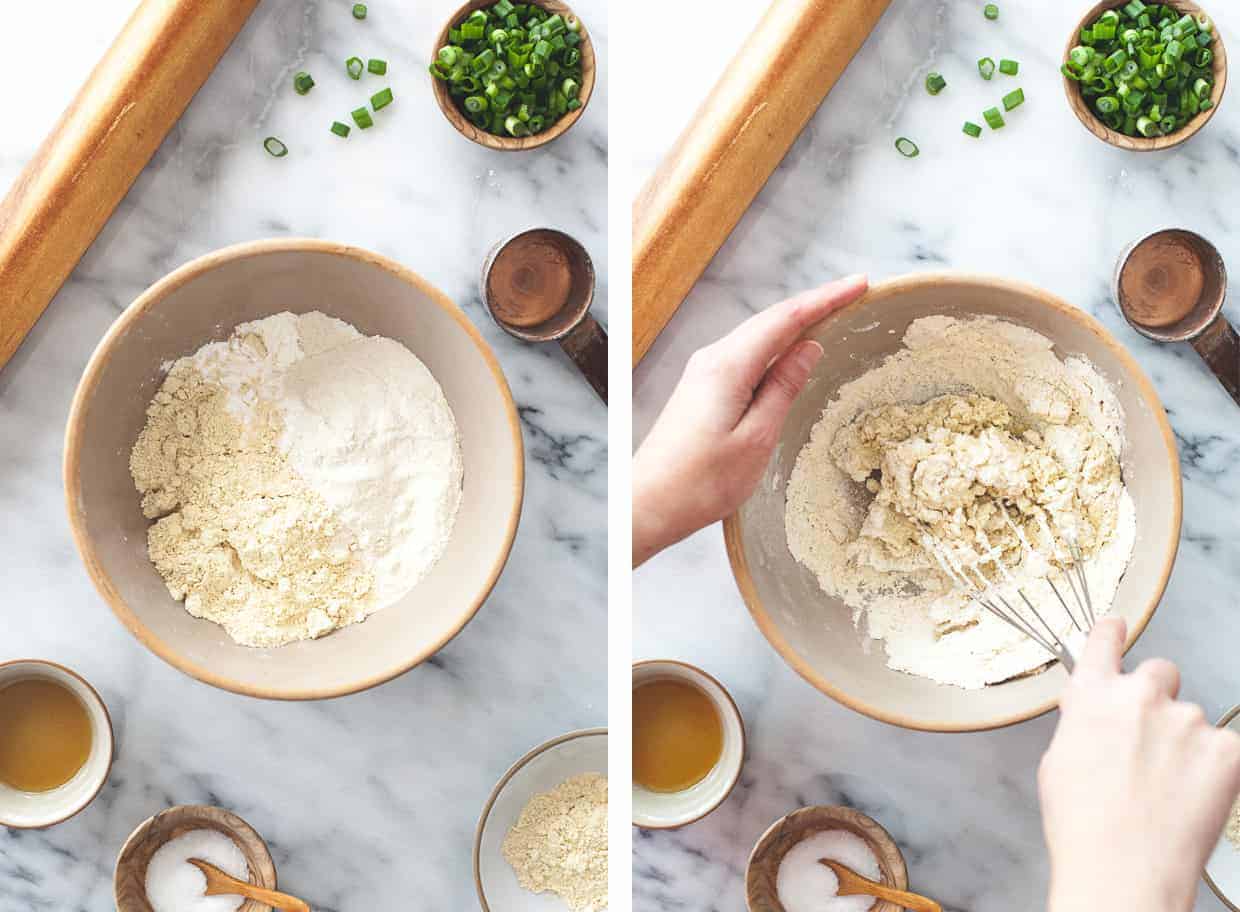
0;659;114;828
632;660;745;829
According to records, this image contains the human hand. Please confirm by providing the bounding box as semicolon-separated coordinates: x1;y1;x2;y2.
1040;617;1240;912
632;274;868;567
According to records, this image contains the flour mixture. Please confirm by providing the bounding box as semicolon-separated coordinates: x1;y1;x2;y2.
130;312;463;647
785;316;1136;688
501;773;608;911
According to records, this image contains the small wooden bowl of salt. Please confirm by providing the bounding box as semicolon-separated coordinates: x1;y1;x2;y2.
746;806;909;912
114;805;278;912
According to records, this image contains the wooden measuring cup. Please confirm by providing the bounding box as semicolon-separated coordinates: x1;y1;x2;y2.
481;228;606;403
1115;228;1239;407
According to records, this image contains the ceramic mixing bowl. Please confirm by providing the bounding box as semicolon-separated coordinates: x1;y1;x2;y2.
65;239;524;700
724;272;1181;732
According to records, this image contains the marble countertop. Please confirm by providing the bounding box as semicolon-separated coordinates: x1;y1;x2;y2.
0;1;606;908
632;2;1240;910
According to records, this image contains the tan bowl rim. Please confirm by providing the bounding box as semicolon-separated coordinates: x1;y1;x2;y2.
113;803;277;910
473;726;607;911
0;658;115;829
723;270;1182;733
430;0;596;152
63;237;525;701
1203;704;1240;911
630;658;746;829
1062;0;1227;151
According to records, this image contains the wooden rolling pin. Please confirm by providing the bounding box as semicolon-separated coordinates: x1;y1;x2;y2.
0;0;261;371
632;0;893;365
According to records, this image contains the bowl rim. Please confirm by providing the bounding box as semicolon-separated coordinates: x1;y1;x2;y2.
472;726;608;911
1062;0;1227;151
630;658;746;829
430;0;597;152
0;658;115;829
722;270;1183;733
63;237;525;701
1203;703;1240;911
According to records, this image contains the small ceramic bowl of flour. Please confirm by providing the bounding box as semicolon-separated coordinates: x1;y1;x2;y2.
724;273;1183;732
1204;704;1240;910
474;728;608;912
65;239;524;699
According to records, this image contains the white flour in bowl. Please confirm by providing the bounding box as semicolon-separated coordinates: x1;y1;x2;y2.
785;315;1136;688
130;311;463;647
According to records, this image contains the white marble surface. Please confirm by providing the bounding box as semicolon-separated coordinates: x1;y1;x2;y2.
0;1;606;908
633;2;1240;910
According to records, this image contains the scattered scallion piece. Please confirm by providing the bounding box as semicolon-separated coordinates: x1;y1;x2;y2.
983;106;1005;128
978;57;996;80
895;136;920;157
925;72;947;95
263;136;288;157
1003;87;1025;110
368;58;387;75
330;121;351;137
963;120;983;137
999;58;1019;75
352;3;367;19
346;56;364;79
371;87;394;110
984;3;999;20
1066;2;1217;138
351;106;374;129
430;0;586;137
293;71;315;95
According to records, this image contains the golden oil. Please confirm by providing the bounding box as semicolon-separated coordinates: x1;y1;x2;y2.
0;678;92;792
633;677;723;792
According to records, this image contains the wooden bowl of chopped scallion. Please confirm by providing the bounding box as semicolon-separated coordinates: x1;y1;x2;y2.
1063;0;1226;150
430;0;595;151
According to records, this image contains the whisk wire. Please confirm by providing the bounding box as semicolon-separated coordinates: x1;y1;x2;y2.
921;510;1093;673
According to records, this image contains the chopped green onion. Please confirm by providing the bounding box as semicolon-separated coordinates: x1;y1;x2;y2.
1072;1;1217;138
1002;87;1025;111
263;136;288;157
293;71;315;95
894;137;920;157
984;3;999;20
433;0;586;138
368;58;387;75
371;87;394;110
352;3;367;19
330;121;351;137
999;59;1019;76
978;57;996;80
346;56;364;79
351;106;374;129
983;106;1005;129
925;72;947;95
963;121;983;138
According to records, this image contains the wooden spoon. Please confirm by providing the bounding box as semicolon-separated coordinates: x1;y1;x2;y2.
187;859;311;912
819;859;942;912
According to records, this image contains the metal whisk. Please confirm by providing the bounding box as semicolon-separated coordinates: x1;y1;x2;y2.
921;513;1095;673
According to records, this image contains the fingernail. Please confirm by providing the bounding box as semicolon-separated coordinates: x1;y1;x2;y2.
794;340;824;373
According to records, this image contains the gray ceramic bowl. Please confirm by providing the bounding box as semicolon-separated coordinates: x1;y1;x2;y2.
65;239;524;700
725;272;1181;732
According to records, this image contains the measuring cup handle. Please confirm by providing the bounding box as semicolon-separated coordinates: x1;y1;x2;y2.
1189;315;1240;407
558;313;607;404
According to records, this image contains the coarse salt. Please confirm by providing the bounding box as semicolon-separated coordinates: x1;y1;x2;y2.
144;829;250;912
776;828;880;912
